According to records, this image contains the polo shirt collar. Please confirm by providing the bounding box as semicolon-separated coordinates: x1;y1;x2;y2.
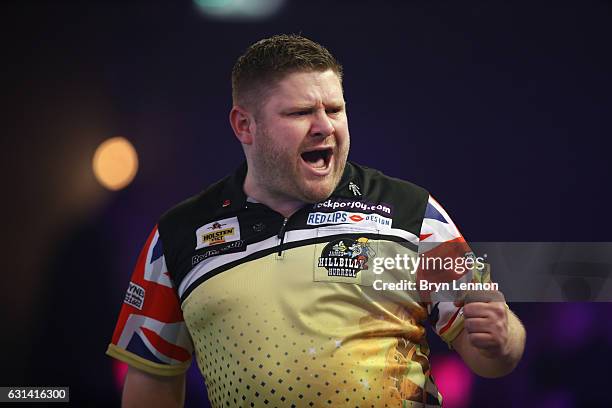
219;160;364;212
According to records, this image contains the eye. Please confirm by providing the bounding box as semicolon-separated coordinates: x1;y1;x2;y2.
293;110;310;116
326;107;343;115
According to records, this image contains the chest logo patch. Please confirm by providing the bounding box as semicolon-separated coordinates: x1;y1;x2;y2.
317;237;376;278
195;216;241;250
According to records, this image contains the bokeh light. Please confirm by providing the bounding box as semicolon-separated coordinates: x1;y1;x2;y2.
92;137;139;191
112;360;128;391
430;354;474;408
193;0;285;20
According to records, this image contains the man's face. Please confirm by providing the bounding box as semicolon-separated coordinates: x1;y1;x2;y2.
248;69;350;204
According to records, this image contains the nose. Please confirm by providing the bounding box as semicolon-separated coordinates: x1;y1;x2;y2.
310;109;334;138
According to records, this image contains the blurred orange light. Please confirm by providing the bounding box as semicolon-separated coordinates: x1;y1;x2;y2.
92;137;139;191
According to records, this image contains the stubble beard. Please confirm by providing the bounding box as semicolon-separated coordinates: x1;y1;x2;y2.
251;126;349;205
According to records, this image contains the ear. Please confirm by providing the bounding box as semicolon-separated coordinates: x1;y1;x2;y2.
229;105;256;145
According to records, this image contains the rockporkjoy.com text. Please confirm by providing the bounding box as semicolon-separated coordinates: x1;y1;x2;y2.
372;254;486;275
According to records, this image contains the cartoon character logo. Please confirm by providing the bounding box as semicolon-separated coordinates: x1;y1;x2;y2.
349;237;376;270
318;237;376;278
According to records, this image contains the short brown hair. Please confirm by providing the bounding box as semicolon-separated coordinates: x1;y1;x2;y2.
231;34;343;111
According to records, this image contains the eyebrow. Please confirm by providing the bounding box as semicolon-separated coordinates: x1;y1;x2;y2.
282;102;345;112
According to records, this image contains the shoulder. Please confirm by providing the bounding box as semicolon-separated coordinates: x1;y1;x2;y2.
353;162;429;202
158;161;247;232
347;162;431;233
158;176;230;233
155;170;240;277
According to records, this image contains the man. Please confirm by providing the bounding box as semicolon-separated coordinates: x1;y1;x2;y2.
107;34;525;407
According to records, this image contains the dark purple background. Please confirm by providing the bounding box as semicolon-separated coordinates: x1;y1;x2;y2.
3;1;612;407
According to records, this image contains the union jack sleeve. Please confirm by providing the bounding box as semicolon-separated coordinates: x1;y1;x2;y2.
106;225;194;376
417;195;474;346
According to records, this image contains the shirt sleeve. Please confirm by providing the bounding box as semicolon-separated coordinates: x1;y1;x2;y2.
106;225;194;376
417;195;484;346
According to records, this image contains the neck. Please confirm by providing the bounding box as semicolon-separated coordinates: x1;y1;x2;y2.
243;172;305;218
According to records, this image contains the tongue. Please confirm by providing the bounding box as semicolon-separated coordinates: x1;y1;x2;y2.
302;151;326;169
309;156;325;168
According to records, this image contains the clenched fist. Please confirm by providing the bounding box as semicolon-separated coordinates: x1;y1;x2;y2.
455;290;509;359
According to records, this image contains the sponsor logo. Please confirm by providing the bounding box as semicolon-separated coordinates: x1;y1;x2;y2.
252;222;266;232
202;228;234;245
195;217;241;250
317;237;376;278
307;211;392;228
313;198;393;216
124;282;145;310
192;240;246;266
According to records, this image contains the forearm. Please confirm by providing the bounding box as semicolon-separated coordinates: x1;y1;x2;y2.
453;309;526;378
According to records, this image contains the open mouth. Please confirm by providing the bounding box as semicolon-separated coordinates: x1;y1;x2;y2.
301;148;333;170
